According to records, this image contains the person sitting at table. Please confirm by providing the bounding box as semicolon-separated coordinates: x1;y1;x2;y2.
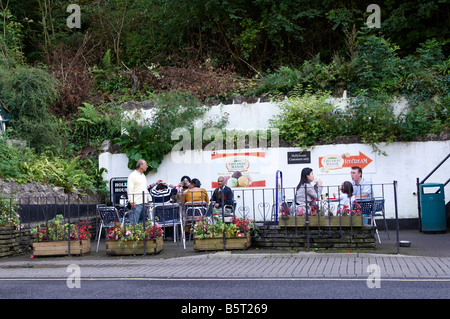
294;167;323;213
211;176;234;216
149;180;178;204
177;175;191;193
350;166;373;199
181;178;209;206
334;181;356;214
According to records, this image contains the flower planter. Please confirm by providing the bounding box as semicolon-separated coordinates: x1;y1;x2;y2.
32;240;91;257
193;233;251;251
279;216;306;227
328;216;365;227
106;237;163;256
278;216;365;227
0;223;16;228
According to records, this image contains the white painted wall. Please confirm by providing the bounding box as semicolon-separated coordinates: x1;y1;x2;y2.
100;99;449;221
99;141;450;221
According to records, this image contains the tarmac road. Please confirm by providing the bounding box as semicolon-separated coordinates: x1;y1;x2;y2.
1;277;449;299
0;230;449;281
0;229;449;310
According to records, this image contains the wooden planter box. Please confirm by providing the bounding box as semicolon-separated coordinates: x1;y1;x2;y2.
193;233;251;251
328;216;365;227
32;240;91;257
106;237;163;256
279;216;365;227
279;216;306;227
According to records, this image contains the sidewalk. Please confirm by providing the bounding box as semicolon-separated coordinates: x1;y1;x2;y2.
1;230;449;279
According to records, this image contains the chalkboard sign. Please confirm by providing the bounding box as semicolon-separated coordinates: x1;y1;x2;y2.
110;177;128;206
287;151;311;164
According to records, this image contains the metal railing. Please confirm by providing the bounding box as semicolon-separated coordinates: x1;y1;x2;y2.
0;195;98;257
122;181;399;250
1;181;400;256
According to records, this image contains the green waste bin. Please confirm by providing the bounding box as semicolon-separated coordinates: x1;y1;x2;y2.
420;183;446;232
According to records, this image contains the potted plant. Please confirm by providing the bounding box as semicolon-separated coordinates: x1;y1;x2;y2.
193;210;255;251
105;221;164;255
278;204;307;227
0;195;20;228
333;201;364;226
31;214;92;256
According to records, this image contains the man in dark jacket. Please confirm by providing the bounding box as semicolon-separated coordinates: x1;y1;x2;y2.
211;176;234;216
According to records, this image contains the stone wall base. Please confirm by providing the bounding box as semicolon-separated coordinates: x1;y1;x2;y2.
252;225;376;251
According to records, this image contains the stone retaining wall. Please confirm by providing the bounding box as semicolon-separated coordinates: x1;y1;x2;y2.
0;179;102;204
0;226;32;257
252;225;376;251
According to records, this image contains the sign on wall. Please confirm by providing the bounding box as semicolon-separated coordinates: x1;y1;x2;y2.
211;151;267;188
287;151;311;164
318;151;374;174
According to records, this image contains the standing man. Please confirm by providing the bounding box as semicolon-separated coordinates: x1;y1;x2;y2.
127;159;150;224
350;166;373;199
211;176;234;216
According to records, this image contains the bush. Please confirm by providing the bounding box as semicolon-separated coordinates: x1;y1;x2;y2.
346;94;399;151
353;34;402;94
269;91;343;148
0;131;28;179
0;65;59;121
253;55;335;96
114;91;227;171
71;102;122;149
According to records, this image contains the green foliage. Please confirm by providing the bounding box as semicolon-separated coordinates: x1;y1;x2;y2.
0;65;59;121
0;64;60;152
114;91;227;171
253;55;336;96
18;155;96;193
0;8;25;67
270;91;404;153
398;96;450;140
72;102;122;148
0;131;105;194
346;94;399;152
0;0;447;193
91;49;131;93
0;131;33;179
0;194;20;226
353;34;402;94
269;91;343;148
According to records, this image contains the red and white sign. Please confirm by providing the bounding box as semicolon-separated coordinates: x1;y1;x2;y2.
211;151;267;188
318;151;374;173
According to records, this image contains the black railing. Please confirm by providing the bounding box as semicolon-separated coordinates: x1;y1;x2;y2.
1;181;400;256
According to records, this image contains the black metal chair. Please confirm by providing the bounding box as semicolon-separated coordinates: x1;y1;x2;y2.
151;203;185;249
356;199;382;244
96;205;121;252
184;201;208;241
373;198;390;239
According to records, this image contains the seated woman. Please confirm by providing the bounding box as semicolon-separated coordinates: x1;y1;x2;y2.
181;178;209;206
334;181;356;214
293;167;323;214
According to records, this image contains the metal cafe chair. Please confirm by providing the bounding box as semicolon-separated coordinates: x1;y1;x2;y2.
355;199;381;244
373;198;390;240
184;201;208;241
96;204;121;252
212;200;237;222
151;204;185;249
